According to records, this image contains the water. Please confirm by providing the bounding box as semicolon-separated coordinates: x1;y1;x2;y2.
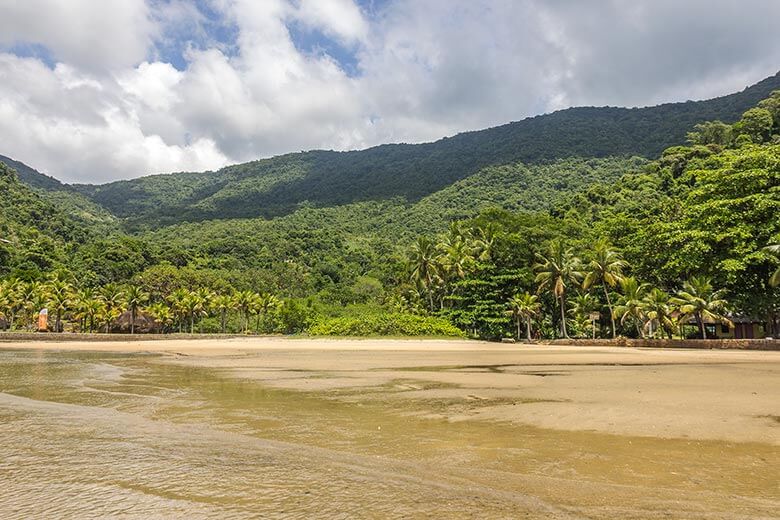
0;350;776;519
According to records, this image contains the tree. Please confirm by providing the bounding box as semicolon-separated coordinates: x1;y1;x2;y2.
506;292;541;341
569;292;599;338
614;277;649;338
146;302;173;333
643;288;675;339
735;108;773;143
212;293;236;333
582;239;627;338
766;244;780;287
125;285;149;335
168;288;189;333
686;120;732;147
46;274;72;333
534;241;583;338
100;283;125;333
670;277;730;339
409;236;440;312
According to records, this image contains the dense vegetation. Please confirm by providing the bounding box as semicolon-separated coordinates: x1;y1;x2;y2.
0;81;778;340
72;72;780;228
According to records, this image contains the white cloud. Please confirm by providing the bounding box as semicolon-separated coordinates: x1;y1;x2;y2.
295;0;369;46
0;0;779;183
0;0;154;71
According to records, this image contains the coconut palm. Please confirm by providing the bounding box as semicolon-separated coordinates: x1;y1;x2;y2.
73;288;96;332
643;288;675;339
670;276;731;339
100;283;125;333
582;240;627;338
46;275;72;333
146;302;173;333
0;278;22;330
192;287;214;333
212;293;236;333
409;236;441;312
252;293;281;333
534;241;583;338
506;292;541;341
125;285;150;335
766;244;780;287
234;290;256;333
569;292;600;338
168;288;189;333
614;277;649;338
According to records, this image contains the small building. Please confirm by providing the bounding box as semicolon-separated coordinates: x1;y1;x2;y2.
683;316;767;339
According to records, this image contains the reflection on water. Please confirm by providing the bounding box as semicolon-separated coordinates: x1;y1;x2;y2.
0;350;777;519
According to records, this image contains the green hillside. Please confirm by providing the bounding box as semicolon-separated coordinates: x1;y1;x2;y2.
74;72;780;228
0;155;118;235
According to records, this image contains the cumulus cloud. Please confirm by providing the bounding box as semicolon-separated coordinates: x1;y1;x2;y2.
0;0;778;183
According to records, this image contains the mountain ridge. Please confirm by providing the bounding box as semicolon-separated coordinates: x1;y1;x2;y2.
3;71;779;230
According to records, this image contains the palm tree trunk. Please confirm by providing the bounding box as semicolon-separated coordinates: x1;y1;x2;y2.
525;318;532;342
603;282;616;338
696;313;706;339
516;318;521;340
559;294;569;338
131;307;136;335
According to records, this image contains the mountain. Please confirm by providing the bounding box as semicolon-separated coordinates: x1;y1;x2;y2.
72;71;780;229
0;155;118;234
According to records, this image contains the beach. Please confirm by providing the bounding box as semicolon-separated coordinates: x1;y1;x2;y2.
1;337;778;518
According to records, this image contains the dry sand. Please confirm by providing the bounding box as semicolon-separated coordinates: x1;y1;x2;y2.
4;336;779;445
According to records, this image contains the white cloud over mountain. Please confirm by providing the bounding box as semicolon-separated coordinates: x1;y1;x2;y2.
0;0;778;183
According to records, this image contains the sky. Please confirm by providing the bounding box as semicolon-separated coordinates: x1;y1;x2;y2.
0;0;778;184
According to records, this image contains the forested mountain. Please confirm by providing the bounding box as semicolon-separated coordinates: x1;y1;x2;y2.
72;72;780;228
0;155;118;234
1;76;778;340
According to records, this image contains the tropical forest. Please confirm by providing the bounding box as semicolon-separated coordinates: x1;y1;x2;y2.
1;76;779;340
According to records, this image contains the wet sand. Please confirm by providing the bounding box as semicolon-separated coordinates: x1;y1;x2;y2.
7;336;778;444
1;337;778;518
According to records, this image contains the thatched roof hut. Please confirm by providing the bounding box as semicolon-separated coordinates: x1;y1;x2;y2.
111;311;161;334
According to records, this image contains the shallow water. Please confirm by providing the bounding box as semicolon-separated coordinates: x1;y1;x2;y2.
0;350;777;519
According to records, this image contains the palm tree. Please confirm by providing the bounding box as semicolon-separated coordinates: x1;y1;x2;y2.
192;287;214;333
569;292;600;338
253;293;280;333
614;277;649;338
534;241;583;338
46;273;72;333
0;278;22;330
212;294;235;333
82;298;105;333
506;292;541;341
100;283;125;333
582;240;627;338
168;288;189;333
125;285;150;335
146;302;173;333
471;223;498;262
437;229;474;308
21;281;48;331
670;276;731;339
73;287;96;332
643;288;675;339
766;244;780;287
234;290;256;333
409;236;441;312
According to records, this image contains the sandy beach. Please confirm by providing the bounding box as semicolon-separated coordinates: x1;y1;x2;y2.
5;336;778;444
1;337;778;518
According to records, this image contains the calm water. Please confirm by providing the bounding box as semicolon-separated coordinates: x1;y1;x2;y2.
0;350;776;519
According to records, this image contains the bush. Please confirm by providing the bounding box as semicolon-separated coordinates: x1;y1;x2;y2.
308;313;465;337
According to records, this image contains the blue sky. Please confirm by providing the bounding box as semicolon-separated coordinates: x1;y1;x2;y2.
0;0;778;183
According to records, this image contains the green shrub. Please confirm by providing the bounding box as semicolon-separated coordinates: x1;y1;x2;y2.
308;313;465;337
